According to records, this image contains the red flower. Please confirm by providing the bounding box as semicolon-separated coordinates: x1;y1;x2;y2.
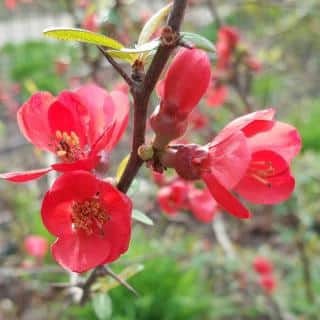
216;26;240;69
82;13;99;32
187;187;219;223
157;179;189;215
206;80;228;107
24;235;48;259
189;109;208;130
259;274;276;294
170;108;301;218
253;256;273;274
5;0;17;10
150;48;211;146
0;84;129;182
219;109;301;204
41;171;132;273
172;131;251;219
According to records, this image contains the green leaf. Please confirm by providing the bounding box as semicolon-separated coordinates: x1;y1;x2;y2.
181;32;216;53
43;27;124;50
138;2;173;45
115;154;130;183
109;39;160;54
133;209;154;226
127;179;141;197
92;293;112;320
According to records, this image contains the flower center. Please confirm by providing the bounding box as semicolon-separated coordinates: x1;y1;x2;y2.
249;160;275;187
71;198;108;235
55;130;81;162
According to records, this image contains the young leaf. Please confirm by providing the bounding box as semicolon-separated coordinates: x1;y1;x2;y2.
43;27;124;50
127;179;141;197
137;2;173;45
92;293;112;320
133;209;154;226
181;32;216;53
115;154;130;183
110;39;160;54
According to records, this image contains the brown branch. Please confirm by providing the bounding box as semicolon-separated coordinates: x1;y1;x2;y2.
97;46;134;87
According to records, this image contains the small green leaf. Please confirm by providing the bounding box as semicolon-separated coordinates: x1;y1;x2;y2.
127;179;141;197
133;209;154;226
115;154;130;183
107;50;137;63
43;27;124;50
138;2;173;45
181;32;216;53
92;293;112;320
109;39;160;54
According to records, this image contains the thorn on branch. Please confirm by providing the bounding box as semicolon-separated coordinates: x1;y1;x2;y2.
97;46;134;87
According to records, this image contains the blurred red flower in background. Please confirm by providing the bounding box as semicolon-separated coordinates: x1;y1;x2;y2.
24;235;48;259
253;256;274;274
259;274;277;294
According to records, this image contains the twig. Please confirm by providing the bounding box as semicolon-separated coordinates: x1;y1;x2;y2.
206;0;222;28
97;46;134;87
105;266;138;296
212;214;236;259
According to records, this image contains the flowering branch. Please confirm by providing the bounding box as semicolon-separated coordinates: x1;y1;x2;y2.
79;0;188;303
97;46;134;87
117;0;188;193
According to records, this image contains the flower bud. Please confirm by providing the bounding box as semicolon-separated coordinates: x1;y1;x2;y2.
161;48;211;118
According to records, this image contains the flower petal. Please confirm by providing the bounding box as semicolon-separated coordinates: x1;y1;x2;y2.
215;108;275;145
76;84;116;145
99;182;132;261
48;91;88;147
206;84;228;107
0;167;52;183
202;173;251;219
248;121;302;162
17;92;55;152
207;131;251;189
188;188;218;223
235;150;295;204
52;232;111;273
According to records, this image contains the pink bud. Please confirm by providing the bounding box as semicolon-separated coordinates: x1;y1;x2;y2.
161;48;211;118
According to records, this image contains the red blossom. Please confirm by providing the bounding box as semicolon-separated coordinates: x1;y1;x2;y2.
5;0;17;10
82;13;99;32
206;81;228;107
187;187;219;223
216;26;240;69
41;171;132;273
253;256;274;274
259;274;277;294
24;235;49;259
220;108;301;204
170;108;300;218
0;84;129;183
157;179;189;215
